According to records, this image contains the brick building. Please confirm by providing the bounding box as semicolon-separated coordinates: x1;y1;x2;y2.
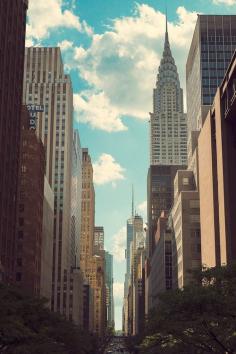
15;106;45;294
0;0;28;282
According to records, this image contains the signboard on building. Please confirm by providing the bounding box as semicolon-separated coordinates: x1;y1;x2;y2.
27;104;44;130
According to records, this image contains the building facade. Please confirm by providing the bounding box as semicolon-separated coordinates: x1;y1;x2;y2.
186;15;236;134
23;47;74;317
199;52;236;267
41;176;54;305
94;227;105;255
149;212;173;310
150;19;187;166
80;149;95;271
147;165;184;258
172;170;201;288
71;130;82;269
0;0;28;282
15;106;45;295
105;251;115;329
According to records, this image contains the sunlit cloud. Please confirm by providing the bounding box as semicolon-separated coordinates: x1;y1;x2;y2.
26;0;91;45
63;5;198;131
93;154;125;186
212;0;236;5
112;226;126;262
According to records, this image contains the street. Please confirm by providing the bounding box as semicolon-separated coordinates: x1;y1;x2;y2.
104;336;131;354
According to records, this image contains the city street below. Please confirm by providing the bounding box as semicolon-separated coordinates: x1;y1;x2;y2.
104;336;131;354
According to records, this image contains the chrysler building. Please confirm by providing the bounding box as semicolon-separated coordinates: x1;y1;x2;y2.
150;18;187;165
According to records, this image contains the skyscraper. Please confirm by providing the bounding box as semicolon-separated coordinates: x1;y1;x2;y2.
0;0;28;282
15;106;45;295
147;164;184;258
105;251;114;329
71;130;82;269
80;149;106;336
150;18;187;166
125;214;143;295
80;149;95;270
123;211;143;335
23;48;74;317
186;15;236;133
198;51;236;267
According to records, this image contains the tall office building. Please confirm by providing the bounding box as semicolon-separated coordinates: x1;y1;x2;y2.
198;52;236;267
15;106;45;295
150;18;187;166
171;171;201;289
147;165;184;258
23;48;74;316
70;130;83;325
123;212;143;334
80;149;95;270
125;214;143;295
186;15;236;133
0;0;28;282
71;130;82;269
80;149;106;336
105;251;114;328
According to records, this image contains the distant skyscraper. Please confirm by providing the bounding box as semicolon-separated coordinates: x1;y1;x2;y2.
80;149;95;269
186;15;236;133
80;149;106;337
123;209;143;335
125;214;143;295
147;165;184;258
23;48;74;317
0;0;28;282
105;251;114;328
71;130;83;269
150;18;187;166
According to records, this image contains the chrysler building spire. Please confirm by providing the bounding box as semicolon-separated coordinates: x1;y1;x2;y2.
149;13;187;166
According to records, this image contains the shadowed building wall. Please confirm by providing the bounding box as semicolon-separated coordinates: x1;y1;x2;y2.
199;52;236;267
0;0;28;282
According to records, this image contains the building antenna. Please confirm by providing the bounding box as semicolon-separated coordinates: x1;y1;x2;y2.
165;2;168;33
132;184;134;217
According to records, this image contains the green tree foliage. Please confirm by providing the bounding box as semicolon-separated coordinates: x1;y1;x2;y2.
137;263;236;354
0;284;98;354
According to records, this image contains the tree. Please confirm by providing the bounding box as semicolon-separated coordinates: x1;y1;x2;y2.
137;263;236;353
0;283;98;354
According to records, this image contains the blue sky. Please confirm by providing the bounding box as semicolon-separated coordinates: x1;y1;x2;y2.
26;0;236;330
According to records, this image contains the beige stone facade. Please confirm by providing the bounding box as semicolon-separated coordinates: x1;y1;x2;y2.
41;177;54;305
199;52;236;267
172;170;201;288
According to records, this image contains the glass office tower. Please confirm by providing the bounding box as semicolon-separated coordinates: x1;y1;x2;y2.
186;15;236;133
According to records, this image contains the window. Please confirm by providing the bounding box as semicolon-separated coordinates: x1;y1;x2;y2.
19;218;24;226
190;215;200;223
16;273;22;281
18;230;24;239
190;200;199;208
17;258;22;267
183;177;189;185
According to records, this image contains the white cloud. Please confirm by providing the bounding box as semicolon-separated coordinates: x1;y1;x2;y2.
213;0;236;4
58;40;74;51
137;200;147;221
26;0;91;44
93;153;125;186
112;226;126;263
66;5;198;131
74;92;127;132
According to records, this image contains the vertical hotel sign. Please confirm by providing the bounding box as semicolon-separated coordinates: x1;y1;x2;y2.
26;104;44;130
